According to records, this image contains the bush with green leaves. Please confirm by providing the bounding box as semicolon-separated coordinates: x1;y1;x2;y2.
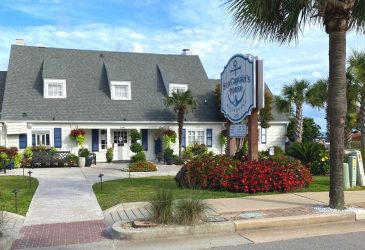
23;147;33;159
148;189;174;224
106;147;113;163
174;197;208;225
183;143;208;160
128;161;157;172
130;151;146;163
78;148;90;157
129;130;146;163
259;145;286;161
311;150;330;175
14;153;22;168
67;153;78;166
286;142;325;165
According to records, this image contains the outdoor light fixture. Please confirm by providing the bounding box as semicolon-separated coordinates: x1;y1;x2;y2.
28;171;33;188
98;173;104;192
12;189;18;213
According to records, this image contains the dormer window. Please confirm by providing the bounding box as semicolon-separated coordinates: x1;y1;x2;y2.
169;83;188;96
44;79;66;98
110;81;131;100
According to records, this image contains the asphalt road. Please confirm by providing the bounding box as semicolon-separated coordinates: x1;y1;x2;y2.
213;231;365;250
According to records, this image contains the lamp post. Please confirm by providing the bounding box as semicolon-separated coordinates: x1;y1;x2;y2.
98;173;104;192
12;189;18;213
28;170;33;188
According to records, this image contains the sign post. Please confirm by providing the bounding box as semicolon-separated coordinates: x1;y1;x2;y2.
221;54;263;160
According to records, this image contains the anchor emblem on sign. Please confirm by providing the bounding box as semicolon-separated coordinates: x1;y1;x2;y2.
228;60;244;107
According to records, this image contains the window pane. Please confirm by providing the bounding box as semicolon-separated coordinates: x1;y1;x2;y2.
114;85;128;98
197;131;205;144
48;83;63;97
188;131;195;145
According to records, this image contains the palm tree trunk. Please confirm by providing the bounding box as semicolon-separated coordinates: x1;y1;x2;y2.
325;104;330;139
177;110;184;159
328;31;346;209
360;101;365;148
294;103;303;143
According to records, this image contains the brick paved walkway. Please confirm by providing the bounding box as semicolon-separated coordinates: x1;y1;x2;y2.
12;220;110;249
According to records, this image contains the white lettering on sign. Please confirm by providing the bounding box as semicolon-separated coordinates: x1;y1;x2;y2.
221;54;256;123
229;124;247;138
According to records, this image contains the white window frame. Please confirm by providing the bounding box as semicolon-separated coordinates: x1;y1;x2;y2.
261;128;267;144
43;79;67;98
169;83;188;96
187;130;205;145
110;81;131;100
99;129;108;151
32;130;52;146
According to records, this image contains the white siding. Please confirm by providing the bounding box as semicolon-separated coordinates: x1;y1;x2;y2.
258;124;287;151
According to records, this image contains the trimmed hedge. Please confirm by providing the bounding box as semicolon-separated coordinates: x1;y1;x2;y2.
175;154;312;193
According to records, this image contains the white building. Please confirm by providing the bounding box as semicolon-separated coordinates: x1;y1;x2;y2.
0;42;288;162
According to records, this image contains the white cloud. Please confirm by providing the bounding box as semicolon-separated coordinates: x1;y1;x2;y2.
132;42;144;53
312;71;322;78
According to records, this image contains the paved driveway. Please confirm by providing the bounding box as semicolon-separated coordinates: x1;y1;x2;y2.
6;163;181;249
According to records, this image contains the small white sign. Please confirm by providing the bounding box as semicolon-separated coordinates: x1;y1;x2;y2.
229;124;247;138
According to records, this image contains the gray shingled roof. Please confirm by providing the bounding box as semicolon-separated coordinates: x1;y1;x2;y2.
1;45;221;122
0;71;6;112
1;45;288;123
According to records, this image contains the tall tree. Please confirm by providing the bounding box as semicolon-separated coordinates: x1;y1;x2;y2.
275;79;310;143
165;90;197;159
348;50;365;147
287;117;321;143
259;91;274;129
225;0;365;209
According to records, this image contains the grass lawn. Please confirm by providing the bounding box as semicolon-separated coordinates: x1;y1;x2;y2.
93;175;358;210
0;176;39;216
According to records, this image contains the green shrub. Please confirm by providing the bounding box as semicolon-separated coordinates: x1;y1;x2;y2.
286;142;325;165
128;161;157;172
148;189;174;224
78;148;90;157
130;143;143;153
174;197;208;225
14;153;22;168
130;129;141;142
172;155;184;165
23;147;33;159
130;151;146;163
68;153;78;166
183;143;208;160
106;147;113;163
50;146;57;153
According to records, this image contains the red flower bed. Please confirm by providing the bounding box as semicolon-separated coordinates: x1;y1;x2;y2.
178;154;312;193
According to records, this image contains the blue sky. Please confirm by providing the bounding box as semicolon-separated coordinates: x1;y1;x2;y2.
1;0;364;131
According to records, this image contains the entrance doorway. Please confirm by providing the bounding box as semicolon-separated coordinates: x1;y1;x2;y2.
113;130;129;161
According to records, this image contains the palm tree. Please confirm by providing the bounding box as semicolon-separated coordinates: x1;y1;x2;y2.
275;79;310;143
306;79;329;136
225;0;365;209
165;90;197;159
348;50;365;148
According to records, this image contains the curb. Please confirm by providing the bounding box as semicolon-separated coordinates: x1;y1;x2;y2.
110;212;357;241
233;212;356;231
110;221;236;240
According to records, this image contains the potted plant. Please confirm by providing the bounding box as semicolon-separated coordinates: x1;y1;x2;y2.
70;129;86;147
106;147;113;163
78;148;89;167
164;147;174;165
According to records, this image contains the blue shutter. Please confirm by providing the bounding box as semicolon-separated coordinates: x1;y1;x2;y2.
92;129;99;152
141;129;148;151
19;134;27;149
182;129;186;148
206;129;213;147
54;128;62;148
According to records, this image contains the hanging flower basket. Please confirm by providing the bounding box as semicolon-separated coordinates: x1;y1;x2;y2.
70;129;86;147
162;129;177;143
